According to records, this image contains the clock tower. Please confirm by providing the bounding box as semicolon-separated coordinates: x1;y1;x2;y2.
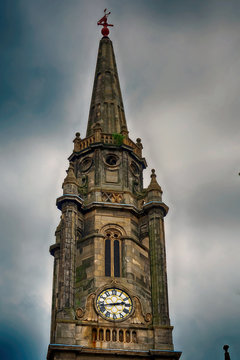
47;11;181;360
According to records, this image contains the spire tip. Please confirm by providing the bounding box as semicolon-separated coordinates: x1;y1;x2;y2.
97;9;114;37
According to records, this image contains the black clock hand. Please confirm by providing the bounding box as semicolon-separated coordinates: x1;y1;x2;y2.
105;301;124;306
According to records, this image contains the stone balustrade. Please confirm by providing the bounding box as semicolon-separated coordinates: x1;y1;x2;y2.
73;132;143;158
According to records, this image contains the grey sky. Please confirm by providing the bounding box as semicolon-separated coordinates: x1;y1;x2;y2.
0;1;240;359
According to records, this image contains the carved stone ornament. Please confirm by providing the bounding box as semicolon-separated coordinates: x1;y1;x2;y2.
78;175;88;196
75;307;84;319
104;154;120;167
79;157;93;173
76;293;98;322
102;191;123;203
130;161;140;176
145;312;152;323
131;296;152;325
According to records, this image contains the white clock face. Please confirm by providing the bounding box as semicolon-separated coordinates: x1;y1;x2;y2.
96;288;133;321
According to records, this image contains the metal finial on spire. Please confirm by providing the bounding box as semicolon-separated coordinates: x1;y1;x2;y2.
97;9;113;37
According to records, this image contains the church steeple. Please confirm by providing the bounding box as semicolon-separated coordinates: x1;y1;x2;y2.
47;11;181;360
86;28;127;136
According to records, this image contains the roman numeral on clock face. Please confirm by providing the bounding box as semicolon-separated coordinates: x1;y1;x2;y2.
96;288;133;321
99;305;105;312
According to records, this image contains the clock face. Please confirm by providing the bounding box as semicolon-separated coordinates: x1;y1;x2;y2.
96;288;133;321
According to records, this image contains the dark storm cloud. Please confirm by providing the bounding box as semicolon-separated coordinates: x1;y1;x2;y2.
0;1;240;360
0;137;66;359
0;2;67;140
0;0;98;141
184;179;240;228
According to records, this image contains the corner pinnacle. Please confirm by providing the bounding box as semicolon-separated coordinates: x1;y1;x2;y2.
147;169;162;193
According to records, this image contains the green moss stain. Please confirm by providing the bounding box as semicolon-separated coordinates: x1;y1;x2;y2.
76;257;94;283
112;133;125;146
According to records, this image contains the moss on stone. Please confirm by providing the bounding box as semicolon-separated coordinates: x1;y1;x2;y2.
112;133;125;146
76;257;94;283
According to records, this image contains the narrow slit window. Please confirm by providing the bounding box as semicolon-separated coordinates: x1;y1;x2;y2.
114;240;120;277
99;329;104;341
104;229;121;277
112;330;117;342
132;331;137;343
92;328;97;341
106;329;110;341
119;330;124;342
105;239;111;276
126;330;130;343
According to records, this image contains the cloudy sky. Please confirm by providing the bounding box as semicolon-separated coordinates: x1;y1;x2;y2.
0;1;240;359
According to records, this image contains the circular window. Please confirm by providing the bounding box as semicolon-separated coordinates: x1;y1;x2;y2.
130;161;140;175
105;154;120;167
79;157;92;172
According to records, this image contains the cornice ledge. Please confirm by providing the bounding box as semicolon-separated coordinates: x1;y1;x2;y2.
77;233;105;244
49;243;60;256
83;201;142;214
148;349;182;358
56;194;84;210
143;201;169;216
47;344;181;359
121;236;149;252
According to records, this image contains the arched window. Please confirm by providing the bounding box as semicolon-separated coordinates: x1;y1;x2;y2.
126;330;130;343
114;239;120;277
132;331;137;343
106;329;110;341
99;329;104;341
104;229;121;277
112;330;117;342
105;237;111;276
119;330;124;342
92;328;97;341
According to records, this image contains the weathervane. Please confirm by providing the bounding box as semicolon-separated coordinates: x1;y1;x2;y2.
97;9;113;37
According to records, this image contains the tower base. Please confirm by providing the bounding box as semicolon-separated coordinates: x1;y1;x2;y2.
47;344;181;360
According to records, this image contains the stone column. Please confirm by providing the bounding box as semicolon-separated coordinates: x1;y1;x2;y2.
57;202;77;317
144;169;173;349
49;244;60;342
148;208;170;326
148;207;173;350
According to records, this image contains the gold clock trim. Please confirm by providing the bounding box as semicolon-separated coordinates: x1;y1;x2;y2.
95;287;133;322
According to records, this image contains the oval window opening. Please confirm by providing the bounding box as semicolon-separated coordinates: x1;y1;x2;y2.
79;157;92;172
105;155;118;166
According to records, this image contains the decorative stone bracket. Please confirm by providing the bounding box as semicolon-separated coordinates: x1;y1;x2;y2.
131;296;152;324
76;293;97;322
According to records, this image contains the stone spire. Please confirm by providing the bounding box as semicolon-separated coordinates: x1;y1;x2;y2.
86;36;128;137
147;169;162;193
62;162;78;195
147;169;163;202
